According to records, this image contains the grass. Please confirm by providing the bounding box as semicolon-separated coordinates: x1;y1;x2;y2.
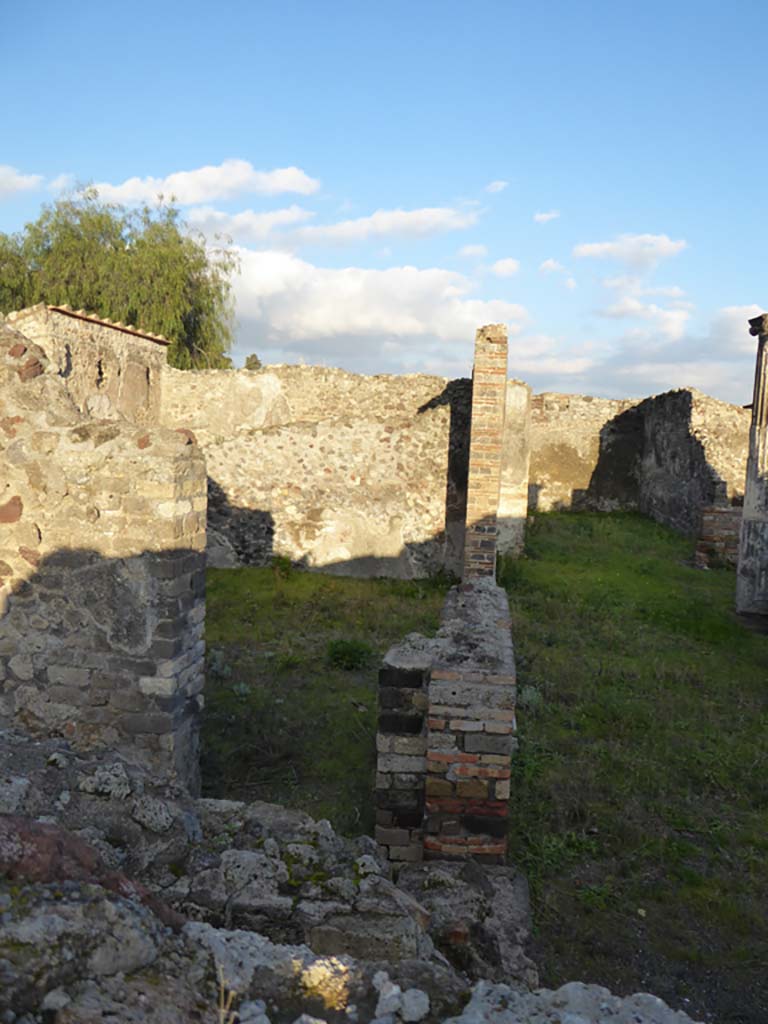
202;512;768;1022
202;561;447;833
500;512;768;1024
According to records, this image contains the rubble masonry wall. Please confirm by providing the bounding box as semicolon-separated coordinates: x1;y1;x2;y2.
0;320;206;790
7;305;167;426
160;364;531;577
530;388;750;537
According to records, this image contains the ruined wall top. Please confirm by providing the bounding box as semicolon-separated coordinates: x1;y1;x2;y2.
5;304;167;426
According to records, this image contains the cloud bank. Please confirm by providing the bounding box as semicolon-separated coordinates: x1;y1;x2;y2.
0;165;43;200
93;159;320;204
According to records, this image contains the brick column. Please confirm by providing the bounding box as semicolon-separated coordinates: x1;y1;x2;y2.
374;660;429;862
463;325;509;579
737;313;768;614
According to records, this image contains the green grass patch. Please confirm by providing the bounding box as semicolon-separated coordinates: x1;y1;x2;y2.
500;511;768;1023
202;565;447;834
203;513;768;1021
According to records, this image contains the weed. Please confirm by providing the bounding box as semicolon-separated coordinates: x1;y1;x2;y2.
203;564;444;834
326;637;375;670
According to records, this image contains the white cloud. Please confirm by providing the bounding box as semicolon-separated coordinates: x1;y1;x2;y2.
574;233;687;270
0;165;43;200
187;204;313;242
293;206;479;244
47;173;75;193
459;243;488;258
540;258;564;273
600;295;690;340
708;304;766;355
533;210;560;223
566;277;577;290
233;248;528;373
490;257;520;277
485;180;508;193
93;159;320;204
603;275;685;298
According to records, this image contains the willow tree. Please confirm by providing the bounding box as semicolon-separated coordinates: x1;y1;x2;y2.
0;189;238;369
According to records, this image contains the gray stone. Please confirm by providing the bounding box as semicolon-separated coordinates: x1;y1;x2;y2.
0;776;30;814
131;796;175;833
77;764;133;801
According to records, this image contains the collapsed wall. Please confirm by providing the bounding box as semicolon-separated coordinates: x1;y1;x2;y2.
0;319;206;790
160;363;531;578
529;388;750;538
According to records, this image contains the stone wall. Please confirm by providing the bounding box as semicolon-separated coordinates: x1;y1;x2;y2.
528;393;635;512
162;363;531;578
6;305;168;426
529;387;750;538
0;319;206;790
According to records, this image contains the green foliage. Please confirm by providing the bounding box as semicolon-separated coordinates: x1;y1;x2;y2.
244;353;263;371
0;188;238;369
326;637;375;670
202;567;445;834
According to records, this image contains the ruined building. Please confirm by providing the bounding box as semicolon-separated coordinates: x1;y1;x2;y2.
0;302;755;802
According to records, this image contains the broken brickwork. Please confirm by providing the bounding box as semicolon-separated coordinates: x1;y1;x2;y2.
696;506;743;568
376;326;516;864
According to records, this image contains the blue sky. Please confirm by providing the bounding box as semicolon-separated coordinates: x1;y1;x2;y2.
1;0;766;402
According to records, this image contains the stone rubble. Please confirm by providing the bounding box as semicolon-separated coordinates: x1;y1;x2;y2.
0;729;704;1024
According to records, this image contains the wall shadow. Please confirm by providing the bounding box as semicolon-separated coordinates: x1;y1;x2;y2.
417;377;472;576
529;391;737;538
207;477;275;568
0;544;205;790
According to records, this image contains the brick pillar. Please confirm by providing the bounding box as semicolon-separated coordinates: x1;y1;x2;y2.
374;659;429;862
737;313;768;614
463;325;509;579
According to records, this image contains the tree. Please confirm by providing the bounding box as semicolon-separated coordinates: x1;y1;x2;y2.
0;189;238;369
244;353;262;371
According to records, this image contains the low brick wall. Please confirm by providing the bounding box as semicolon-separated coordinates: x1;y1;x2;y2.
375;579;516;865
696;506;743;567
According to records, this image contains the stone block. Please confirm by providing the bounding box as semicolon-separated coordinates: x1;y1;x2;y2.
375;826;410;846
46;665;91;687
119;712;174;736
464;732;513;754
456;779;489;799
494;778;511;800
391;735;427;756
388;844;423;862
463;814;508;838
379;666;427;689
378;711;424;734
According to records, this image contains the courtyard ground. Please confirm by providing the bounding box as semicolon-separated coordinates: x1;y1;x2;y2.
204;512;768;1024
